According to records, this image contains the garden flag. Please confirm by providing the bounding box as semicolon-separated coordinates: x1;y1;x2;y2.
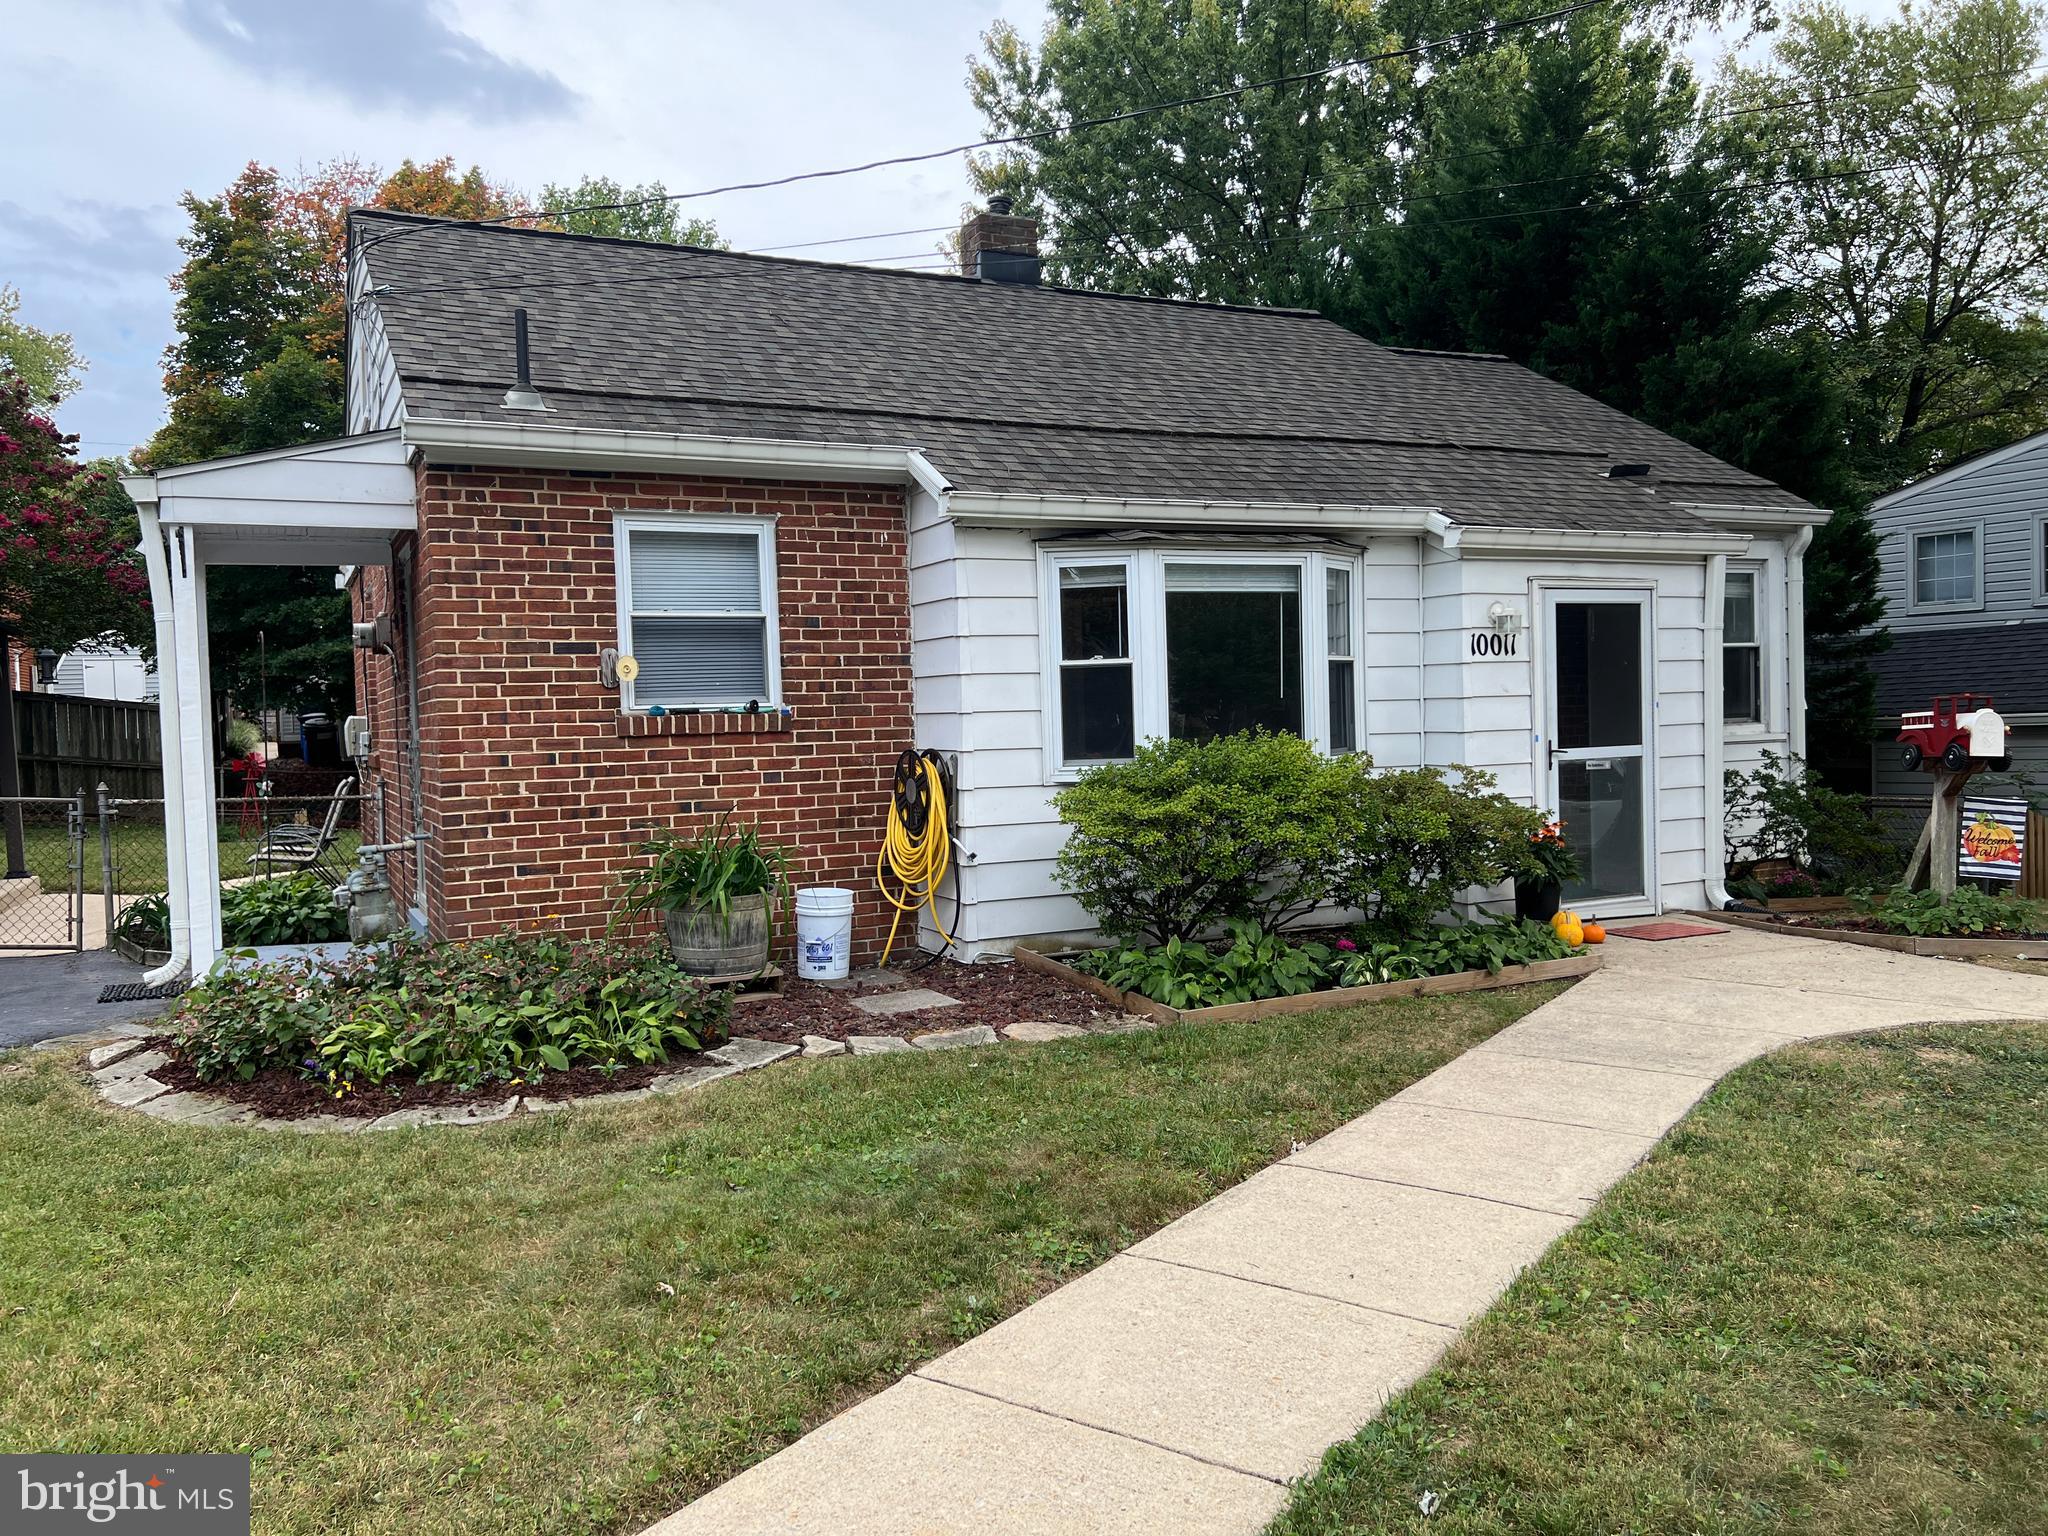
1958;796;2028;883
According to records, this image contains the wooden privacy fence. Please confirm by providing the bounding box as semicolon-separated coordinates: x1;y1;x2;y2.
2027;811;2048;901
10;690;161;797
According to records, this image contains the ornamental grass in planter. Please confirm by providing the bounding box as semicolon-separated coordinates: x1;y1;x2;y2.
614;816;791;977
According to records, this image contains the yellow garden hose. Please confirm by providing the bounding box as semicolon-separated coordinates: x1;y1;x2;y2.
877;749;957;964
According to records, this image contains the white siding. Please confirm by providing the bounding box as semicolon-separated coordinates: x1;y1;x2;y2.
347;299;405;435
912;515;1782;953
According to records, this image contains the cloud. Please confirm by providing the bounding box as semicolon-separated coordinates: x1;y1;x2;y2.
167;0;578;124
0;199;186;454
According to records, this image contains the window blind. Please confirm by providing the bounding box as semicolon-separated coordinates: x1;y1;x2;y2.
630;530;763;612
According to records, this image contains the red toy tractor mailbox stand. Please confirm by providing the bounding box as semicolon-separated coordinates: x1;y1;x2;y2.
1897;693;2011;774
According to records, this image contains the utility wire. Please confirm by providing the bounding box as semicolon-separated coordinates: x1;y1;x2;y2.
351;0;1613;263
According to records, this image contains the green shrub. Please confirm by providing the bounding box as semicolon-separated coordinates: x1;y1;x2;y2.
1330;766;1545;931
1053;735;1544;943
113;893;171;950
224;719;262;756
1725;750;1899;890
1848;885;2046;937
1053;732;1369;943
221;873;350;946
1071;915;1581;1007
172;930;731;1090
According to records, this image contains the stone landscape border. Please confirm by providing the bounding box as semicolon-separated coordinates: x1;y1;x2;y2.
81;1018;1124;1133
1012;944;1601;1024
1694;909;2048;960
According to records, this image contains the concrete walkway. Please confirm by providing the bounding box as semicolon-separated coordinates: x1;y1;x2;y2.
643;922;2048;1536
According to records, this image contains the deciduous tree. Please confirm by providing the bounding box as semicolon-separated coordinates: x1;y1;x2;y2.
0;375;149;872
1720;0;2048;493
538;176;726;246
0;287;84;403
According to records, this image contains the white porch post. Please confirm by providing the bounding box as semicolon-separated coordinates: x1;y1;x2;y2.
170;526;222;972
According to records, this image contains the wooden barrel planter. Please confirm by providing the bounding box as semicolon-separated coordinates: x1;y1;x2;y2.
663;892;772;976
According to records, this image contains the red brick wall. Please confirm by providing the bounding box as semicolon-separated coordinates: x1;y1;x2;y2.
349;555;421;915
387;466;913;961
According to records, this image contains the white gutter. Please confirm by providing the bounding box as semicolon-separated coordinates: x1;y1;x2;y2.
1676;502;1833;532
1703;552;1733;912
1786;523;1814;764
946;489;1447;533
403;418;941;487
1456;526;1754;558
128;485;190;987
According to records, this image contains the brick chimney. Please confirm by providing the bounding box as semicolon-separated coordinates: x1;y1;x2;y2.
958;195;1041;285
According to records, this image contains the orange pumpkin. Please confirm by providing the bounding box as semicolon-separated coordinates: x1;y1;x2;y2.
1581;922;1606;944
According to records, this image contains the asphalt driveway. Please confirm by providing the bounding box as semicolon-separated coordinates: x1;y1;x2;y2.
0;950;174;1048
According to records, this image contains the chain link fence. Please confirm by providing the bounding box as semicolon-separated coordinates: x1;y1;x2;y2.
0;794;87;951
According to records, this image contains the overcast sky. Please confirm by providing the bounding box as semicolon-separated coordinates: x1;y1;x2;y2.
2;0;1840;460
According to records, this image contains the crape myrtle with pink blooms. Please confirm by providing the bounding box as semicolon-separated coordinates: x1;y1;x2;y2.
0;375;150;655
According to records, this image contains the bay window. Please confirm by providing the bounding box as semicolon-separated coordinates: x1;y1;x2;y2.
1045;546;1364;771
614;514;780;711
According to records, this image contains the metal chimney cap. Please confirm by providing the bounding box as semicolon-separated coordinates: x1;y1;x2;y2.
986;194;1014;215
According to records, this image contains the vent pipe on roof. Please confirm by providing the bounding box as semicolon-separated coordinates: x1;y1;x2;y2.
501;307;550;412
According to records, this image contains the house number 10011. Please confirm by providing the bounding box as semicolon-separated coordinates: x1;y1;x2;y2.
1469;632;1519;657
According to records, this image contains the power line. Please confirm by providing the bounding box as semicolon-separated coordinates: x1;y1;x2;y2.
352;0;1612;263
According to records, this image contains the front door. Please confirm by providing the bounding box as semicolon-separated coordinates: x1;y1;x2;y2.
1543;589;1656;916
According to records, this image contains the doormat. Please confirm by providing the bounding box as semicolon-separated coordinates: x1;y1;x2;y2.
1605;922;1726;942
97;981;183;1004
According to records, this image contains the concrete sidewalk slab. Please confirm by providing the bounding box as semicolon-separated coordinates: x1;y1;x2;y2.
1286;1100;1657;1217
1391;1048;1715;1137
1129;1164;1575;1327
918;1253;1452;1483
637;919;2048;1536
1475;1009;1800;1078
643;1375;1283;1536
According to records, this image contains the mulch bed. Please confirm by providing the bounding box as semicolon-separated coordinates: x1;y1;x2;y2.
146;1043;702;1120
731;956;1120;1043
144;954;1122;1121
1742;909;2048;940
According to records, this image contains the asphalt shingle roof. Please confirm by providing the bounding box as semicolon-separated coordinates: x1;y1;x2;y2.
354;210;1816;532
1868;621;2048;717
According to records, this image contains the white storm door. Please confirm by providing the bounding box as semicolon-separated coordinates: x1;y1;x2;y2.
1542;589;1656;915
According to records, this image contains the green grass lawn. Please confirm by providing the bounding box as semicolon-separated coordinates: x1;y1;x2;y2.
15;822;361;895
1270;1019;2048;1536
0;984;1557;1535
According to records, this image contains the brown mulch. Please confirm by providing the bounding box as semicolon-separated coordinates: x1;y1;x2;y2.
730;957;1120;1043
147;1042;704;1120
1753;910;2048;940
144;955;1120;1121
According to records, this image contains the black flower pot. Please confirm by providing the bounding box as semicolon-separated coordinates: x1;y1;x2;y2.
1514;877;1562;923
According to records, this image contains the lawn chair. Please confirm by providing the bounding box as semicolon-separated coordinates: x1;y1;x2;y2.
246;777;356;885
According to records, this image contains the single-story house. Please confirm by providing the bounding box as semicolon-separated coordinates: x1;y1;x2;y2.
1867;427;2048;796
123;203;1828;979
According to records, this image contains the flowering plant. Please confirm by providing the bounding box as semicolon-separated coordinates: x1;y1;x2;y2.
1519;818;1582;885
0;375;150;654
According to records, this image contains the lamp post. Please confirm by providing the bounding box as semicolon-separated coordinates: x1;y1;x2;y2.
34;648;59;688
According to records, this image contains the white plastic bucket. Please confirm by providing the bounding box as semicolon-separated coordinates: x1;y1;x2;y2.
795;887;855;981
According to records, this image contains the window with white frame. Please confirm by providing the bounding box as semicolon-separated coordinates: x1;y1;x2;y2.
1044;546;1363;770
1722;568;1762;725
614;515;780;710
1911;527;1979;608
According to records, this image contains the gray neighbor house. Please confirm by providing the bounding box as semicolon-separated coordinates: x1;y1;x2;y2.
1868;427;2048;797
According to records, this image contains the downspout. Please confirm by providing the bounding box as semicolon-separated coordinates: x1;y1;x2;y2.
396;547;428;927
1786;525;1814;765
137;502;190;985
1704;552;1733;911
